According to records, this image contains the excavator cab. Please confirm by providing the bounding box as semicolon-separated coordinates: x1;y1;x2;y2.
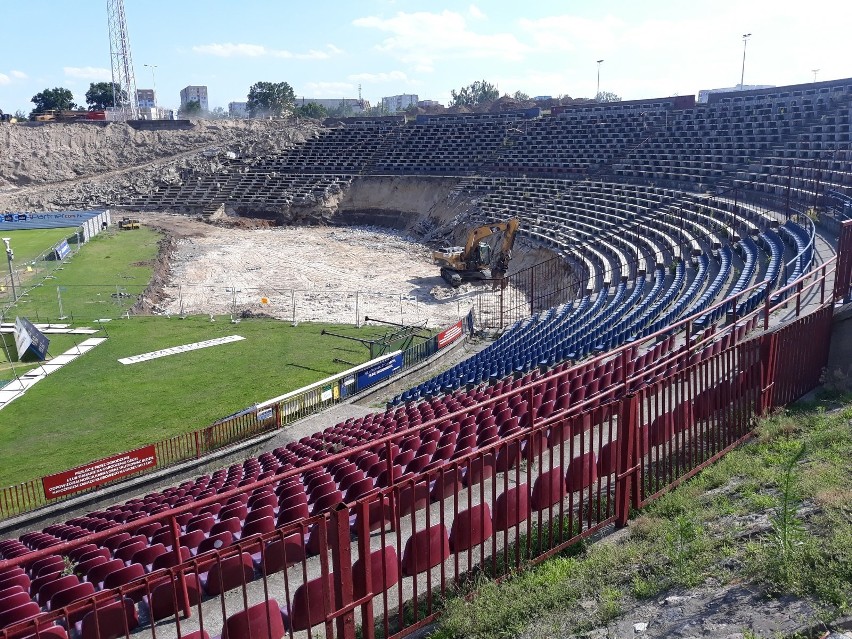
472;243;492;268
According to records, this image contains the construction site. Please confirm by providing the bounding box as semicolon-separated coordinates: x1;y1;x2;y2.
1;1;852;638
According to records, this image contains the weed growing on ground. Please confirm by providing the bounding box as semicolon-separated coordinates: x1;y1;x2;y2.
431;401;852;638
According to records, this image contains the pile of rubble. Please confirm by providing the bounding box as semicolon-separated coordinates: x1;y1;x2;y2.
0;118;320;212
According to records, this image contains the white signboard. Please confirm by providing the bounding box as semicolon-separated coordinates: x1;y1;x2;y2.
119;335;245;365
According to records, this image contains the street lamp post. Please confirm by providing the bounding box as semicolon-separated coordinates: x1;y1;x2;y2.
143;63;158;113
740;33;752;88
812;68;820;83
596;59;605;99
2;238;16;303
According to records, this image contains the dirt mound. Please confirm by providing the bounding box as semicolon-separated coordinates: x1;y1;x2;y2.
0;118;318;193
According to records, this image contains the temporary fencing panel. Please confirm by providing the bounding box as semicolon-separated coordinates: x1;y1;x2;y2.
768;305;834;408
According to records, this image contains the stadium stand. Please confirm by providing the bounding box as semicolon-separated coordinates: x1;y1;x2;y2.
0;78;847;639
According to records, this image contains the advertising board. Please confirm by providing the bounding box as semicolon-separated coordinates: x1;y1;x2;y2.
42;445;158;499
356;353;403;389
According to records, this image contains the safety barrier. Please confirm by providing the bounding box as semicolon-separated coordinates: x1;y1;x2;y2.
0;213;112;320
474;255;581;329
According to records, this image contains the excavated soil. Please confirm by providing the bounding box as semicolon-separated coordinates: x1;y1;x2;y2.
142;214;529;328
0;119;317;190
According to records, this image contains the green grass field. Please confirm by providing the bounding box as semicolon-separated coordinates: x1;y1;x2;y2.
1;228;79;264
0;225;402;487
3;226;160;323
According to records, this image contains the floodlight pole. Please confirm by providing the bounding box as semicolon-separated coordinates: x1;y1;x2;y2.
596;59;604;99
812;68;819;83
2;238;16;303
740;33;751;88
144;64;158;111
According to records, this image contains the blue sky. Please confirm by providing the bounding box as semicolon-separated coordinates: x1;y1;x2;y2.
1;0;850;114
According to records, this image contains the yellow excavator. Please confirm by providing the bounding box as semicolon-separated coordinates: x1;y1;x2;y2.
432;218;520;287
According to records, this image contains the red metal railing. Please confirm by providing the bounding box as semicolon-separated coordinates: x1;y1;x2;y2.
0;220;849;639
0;314;472;521
0;316;828;639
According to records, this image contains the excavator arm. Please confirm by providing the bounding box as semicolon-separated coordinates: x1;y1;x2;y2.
461;219;518;263
433;217;520;287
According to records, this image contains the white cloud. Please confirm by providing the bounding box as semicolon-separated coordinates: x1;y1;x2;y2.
353;10;527;70
517;15;627;54
468;4;485;19
63;66;111;80
348;71;408;83
0;69;28;85
192;43;342;60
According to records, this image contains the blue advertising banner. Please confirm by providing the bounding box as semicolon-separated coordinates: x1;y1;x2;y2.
356;353;403;390
54;239;71;260
14;317;50;361
0;210;105;231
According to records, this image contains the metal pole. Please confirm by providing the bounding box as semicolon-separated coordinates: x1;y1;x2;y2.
596;59;604;99
740;33;751;88
144;64;158;114
2;239;16;303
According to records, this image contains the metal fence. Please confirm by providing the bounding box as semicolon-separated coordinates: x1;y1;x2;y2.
0;293;835;639
0;226;847;639
474;255;579;329
0;214;114;321
0;219;848;639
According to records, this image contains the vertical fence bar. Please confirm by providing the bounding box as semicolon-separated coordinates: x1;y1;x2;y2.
833;220;852;303
615;393;637;526
168;515;192;619
330;504;356;639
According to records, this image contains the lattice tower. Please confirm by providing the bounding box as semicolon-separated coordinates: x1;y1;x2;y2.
107;0;139;120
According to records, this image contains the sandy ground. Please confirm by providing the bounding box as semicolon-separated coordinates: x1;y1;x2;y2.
148;215;526;329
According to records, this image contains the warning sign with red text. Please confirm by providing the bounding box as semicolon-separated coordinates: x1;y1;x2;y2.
437;320;464;349
42;446;157;499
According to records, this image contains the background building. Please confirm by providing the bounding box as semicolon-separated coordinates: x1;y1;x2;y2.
180;85;209;111
136;89;155;109
297;97;368;115
228;102;248;118
417;99;442;108
382;94;418;112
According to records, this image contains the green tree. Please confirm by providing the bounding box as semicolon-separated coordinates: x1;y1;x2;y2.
30;87;76;115
246;81;295;118
595;91;621;103
513;90;530;101
209;106;227;119
327;100;355;118
450;80;499;107
295;102;328;119
178;99;203;117
85;82;125;110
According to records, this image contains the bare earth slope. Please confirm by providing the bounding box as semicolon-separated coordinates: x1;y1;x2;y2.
0;118;318;192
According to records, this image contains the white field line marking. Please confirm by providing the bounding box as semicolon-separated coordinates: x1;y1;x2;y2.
0;338;108;411
118;335;245;365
